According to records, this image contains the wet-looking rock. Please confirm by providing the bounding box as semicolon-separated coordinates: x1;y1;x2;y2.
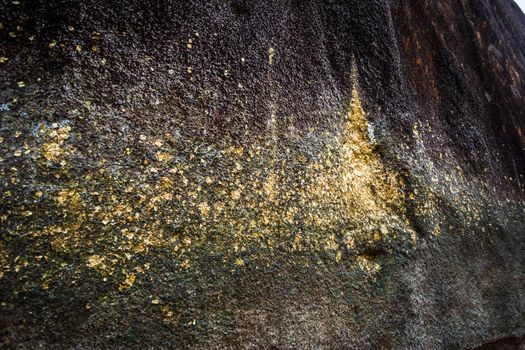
0;0;524;349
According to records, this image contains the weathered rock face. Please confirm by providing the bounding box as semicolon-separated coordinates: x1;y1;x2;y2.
0;0;524;348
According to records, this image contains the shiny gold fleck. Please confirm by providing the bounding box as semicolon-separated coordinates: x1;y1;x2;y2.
198;202;210;217
87;255;104;269
234;257;245;267
119;273;136;291
156;152;173;163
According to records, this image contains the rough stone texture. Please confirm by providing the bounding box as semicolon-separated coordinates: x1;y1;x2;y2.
0;0;524;349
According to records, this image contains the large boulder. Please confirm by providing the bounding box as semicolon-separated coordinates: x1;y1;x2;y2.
0;0;524;348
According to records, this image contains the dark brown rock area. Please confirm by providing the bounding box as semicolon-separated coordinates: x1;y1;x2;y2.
0;0;524;349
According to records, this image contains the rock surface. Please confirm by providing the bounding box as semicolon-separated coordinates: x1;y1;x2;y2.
0;0;524;349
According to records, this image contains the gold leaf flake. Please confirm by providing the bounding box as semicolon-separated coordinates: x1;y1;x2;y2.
335;251;343;262
87;255;104;268
231;189;241;200
234;257;245;267
198;202;210;217
42;142;62;161
119;273;136;291
156;152;173;163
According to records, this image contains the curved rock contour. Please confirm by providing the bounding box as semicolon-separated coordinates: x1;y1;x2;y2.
0;0;524;348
